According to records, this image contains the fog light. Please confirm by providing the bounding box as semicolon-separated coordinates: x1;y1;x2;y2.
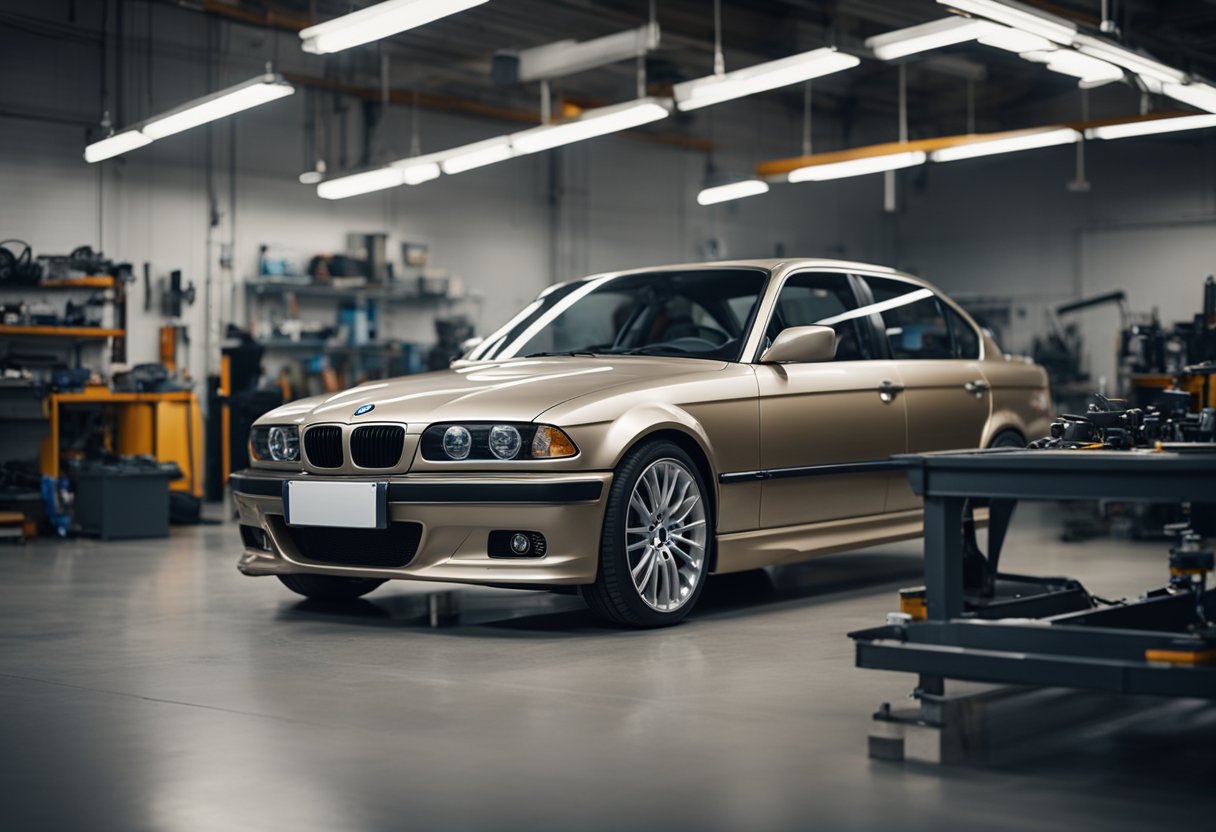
240;524;271;551
488;530;547;558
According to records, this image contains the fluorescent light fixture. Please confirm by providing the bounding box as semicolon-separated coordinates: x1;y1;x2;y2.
437;136;515;174
1021;49;1123;86
865;17;995;61
316;154;443;199
936;0;1076;46
1086;113;1216;140
300;0;488;55
510;97;671;155
1163;82;1216;114
674;47;860;111
501;23;660;83
316;167;407;200
141;74;295;140
697;179;770;205
1071;34;1187;85
83;130;153;163
390;156;443;184
788;151;927;182
930;127;1079;162
83;74;293;162
975;24;1053;53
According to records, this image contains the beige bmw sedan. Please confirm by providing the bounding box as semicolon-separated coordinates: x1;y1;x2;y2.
232;259;1051;626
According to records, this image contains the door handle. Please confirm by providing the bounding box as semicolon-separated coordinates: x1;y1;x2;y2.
877;379;904;403
964;379;990;398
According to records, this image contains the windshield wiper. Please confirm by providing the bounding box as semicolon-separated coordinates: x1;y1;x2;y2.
521;351;600;358
610;347;698;357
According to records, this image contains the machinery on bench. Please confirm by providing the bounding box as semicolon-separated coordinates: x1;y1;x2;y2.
850;396;1216;763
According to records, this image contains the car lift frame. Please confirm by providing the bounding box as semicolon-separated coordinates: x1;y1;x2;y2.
850;449;1216;760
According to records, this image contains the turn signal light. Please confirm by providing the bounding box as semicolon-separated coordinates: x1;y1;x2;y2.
532;426;578;458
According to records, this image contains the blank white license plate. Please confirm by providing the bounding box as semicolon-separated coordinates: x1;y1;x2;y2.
284;481;387;529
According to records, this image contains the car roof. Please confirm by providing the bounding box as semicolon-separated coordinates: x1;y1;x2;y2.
544;259;929;293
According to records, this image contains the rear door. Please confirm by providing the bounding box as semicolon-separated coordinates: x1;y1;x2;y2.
861;275;991;511
754;271;907;529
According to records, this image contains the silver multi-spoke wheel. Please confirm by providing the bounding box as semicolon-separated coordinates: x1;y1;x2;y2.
625;458;707;612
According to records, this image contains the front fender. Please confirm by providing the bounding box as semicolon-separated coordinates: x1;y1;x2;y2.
557;404;716;473
557;403;764;535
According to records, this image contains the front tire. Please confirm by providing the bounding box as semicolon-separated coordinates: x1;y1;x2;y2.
278;573;385;601
583;440;712;627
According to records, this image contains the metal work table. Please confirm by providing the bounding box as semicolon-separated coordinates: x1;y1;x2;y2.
851;448;1216;700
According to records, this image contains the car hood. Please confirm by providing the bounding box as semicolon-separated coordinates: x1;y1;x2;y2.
255;356;731;427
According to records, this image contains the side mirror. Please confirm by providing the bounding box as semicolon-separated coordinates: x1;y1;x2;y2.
760;325;837;364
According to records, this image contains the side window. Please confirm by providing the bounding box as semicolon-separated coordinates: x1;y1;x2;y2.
864;277;953;360
944;304;980;359
768;272;872;361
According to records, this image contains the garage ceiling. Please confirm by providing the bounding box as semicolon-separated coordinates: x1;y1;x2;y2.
185;0;1216;134
5;1;1215;144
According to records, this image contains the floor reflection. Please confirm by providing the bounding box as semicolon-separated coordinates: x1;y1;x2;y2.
276;549;924;633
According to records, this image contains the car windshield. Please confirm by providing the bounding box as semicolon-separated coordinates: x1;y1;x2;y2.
466;268;768;362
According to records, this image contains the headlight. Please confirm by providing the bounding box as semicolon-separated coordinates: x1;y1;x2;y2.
268;426;299;462
443;425;472;460
250;425;300;462
421;423;579;461
488;425;522;459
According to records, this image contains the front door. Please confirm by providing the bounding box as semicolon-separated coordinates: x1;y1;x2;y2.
862;276;992;511
755;272;908;529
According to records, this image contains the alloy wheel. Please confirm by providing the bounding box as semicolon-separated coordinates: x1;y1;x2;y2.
625;458;707;612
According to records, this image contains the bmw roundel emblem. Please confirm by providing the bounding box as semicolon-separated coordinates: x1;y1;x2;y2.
354;404;375;416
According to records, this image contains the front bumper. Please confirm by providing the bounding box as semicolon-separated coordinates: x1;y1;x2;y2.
230;469;613;586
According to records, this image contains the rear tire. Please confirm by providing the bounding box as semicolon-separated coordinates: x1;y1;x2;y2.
988;429;1026;449
582;440;712;628
278;573;385;601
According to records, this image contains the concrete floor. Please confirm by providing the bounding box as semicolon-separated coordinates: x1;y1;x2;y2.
1;505;1213;832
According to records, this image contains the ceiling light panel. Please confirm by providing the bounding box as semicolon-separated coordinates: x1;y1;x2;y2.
300;0;488;55
435;136;516;174
498;23;660;83
936;0;1076;45
673;48;860;111
510;98;671;154
1086;114;1216;140
83;130;153;163
975;25;1053;53
788;151;927;182
1070;34;1187;85
697;179;770;205
1020;49;1123;86
865;17;995;61
316;167;407;200
929;127;1079;162
141;74;295;139
1163;82;1216;114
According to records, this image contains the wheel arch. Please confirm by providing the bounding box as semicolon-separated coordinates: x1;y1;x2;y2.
986;424;1027;447
617;425;720;572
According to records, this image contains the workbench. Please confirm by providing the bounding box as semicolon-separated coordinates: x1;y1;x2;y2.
851;448;1216;700
38;388;203;499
